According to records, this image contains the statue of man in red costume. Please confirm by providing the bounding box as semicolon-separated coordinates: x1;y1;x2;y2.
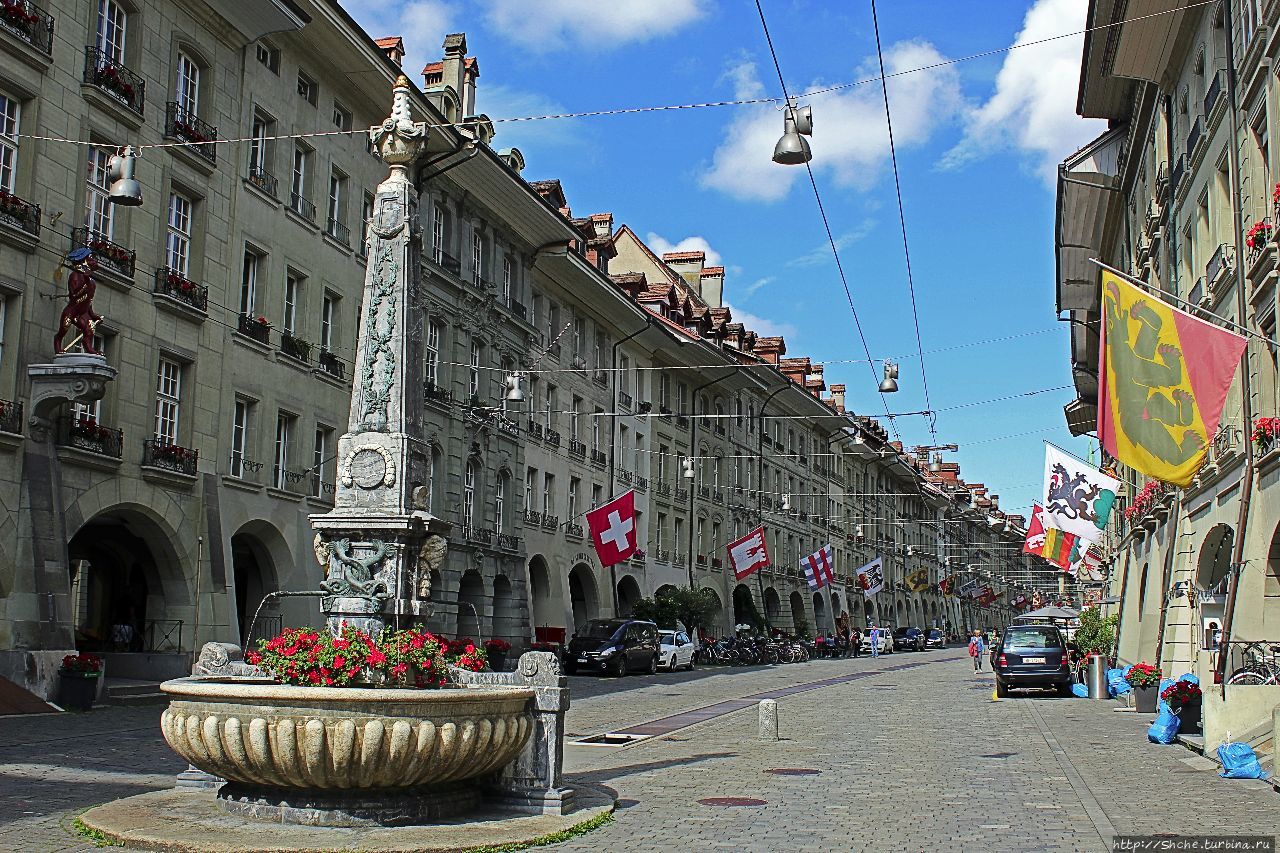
54;247;103;355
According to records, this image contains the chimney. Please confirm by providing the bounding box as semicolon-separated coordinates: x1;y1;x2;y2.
441;33;469;112
699;266;724;308
754;336;786;364
662;251;705;294
590;212;613;237
830;383;845;412
375;36;405;66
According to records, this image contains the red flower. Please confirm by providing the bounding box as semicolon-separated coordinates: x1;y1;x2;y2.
366;648;387;666
245;651;262;665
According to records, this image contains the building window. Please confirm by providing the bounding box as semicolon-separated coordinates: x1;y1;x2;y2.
0;92;19;193
545;383;556;430
471;227;483;285
464;461;477;528
495;473;506;533
546;302;560;348
619;355;631;394
166;192;192;275
635;432;644;473
326;168;346;235
360;192;373;254
468;339;482;399
332;102;351;131
230;398;251;478
502;256;512;305
96;0;127;65
154;357;182;445
542;472;555;515
568;477;580;522
283;271;301;335
85;147;114;239
426;320;442;387
175;52;199;116
592;483;603;508
427;446;439;512
658;444;668;482
570;395;582;441
311;426;331;497
573;316;585;361
291;145;309;206
525;467;536;512
273;412;294;489
592;408;603;450
239;248;259;316
320;292;337;352
297;70;317;105
255;42;279;74
249;111;273;177
432;204;445;263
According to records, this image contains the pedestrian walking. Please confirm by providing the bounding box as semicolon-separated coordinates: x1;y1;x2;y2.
850;626;862;658
968;630;985;672
869;625;881;659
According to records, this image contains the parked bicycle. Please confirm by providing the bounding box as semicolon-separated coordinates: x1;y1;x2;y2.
1226;641;1280;685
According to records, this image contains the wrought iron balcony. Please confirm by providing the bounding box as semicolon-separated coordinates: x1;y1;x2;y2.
237;313;271;345
659;406;673;423
56;416;122;458
697;485;710;499
1207;242;1234;288
326;217;350;246
618;469;634;485
1204;69;1224;119
527;420;544;440
0;398;21;434
540;513;559;531
522;509;541;527
590;448;607;466
711;557;723;569
0;189;40;237
424;383;452;407
309;474;335;500
696;554;707;566
164;102;217;164
431;248;461;275
1186;114;1204;160
656;481;671;497
636;476;649;492
317;349;345;381
289;192;316;223
463;525;493;545
273;465;307;492
153;267;207;312
84;46;144;114
568;439;586;458
71;228;134;278
246;164;278;198
0;1;53;54
1170;154;1185;196
713;489;723;503
142;438;198;475
545;428;561;447
508;299;527;320
675;415;689;428
228;455;263;482
592;369;609;387
675;488;689;503
564;523;583;539
618;391;632;409
655;548;671;563
496;532;521;551
496;417;520;437
279;332;312;363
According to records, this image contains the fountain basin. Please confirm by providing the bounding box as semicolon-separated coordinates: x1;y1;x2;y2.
160;677;535;824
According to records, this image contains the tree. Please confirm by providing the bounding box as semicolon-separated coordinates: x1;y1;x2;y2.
1074;606;1118;656
631;587;721;638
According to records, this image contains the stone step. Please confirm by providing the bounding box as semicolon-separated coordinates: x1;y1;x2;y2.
105;678;167;705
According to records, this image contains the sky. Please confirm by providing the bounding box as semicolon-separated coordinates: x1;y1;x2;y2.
343;0;1105;518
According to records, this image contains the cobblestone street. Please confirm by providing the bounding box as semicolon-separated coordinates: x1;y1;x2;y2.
2;650;1276;851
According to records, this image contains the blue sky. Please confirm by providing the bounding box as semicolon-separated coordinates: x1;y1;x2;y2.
344;0;1104;517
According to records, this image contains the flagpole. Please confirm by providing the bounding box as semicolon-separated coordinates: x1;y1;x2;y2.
1043;439;1107;472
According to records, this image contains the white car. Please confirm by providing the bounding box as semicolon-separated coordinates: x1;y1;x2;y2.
659;630;696;671
859;630;893;655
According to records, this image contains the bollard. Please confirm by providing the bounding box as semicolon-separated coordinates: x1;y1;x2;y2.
1087;654;1108;699
758;699;779;741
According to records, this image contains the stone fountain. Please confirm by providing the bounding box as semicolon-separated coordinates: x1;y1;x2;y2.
80;78;603;848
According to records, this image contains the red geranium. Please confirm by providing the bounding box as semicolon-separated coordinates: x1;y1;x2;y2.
1125;661;1161;689
1161;680;1201;704
62;653;103;674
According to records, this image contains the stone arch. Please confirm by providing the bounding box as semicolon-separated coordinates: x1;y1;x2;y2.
830;591;842;623
789;589;807;634
812;592;828;634
456;569;485;639
764;587;782;625
863;599;874;624
655;583;679;599
616;574;642;617
1197;524;1234;592
568;562;599;632
732;583;760;629
895;599;906;625
492;574;519;644
229;519;289;646
700;586;725;636
1137;563;1149;620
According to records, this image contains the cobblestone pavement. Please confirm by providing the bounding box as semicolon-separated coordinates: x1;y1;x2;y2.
1;649;1277;851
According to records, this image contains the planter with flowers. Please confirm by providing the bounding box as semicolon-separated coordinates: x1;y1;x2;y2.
1126;662;1162;713
159;625;531;824
1247;219;1274;255
58;653;103;712
484;638;512;672
1254;416;1280;458
1162;680;1202;734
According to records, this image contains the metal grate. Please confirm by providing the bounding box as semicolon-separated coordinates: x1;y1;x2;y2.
765;768;820;776
698;797;768;807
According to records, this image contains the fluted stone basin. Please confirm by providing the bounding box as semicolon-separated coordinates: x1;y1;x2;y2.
160;677;536;825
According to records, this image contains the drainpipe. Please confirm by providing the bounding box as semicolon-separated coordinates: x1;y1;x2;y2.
755;382;790;631
607;319;651;617
1151;493;1184;670
1215;6;1258;693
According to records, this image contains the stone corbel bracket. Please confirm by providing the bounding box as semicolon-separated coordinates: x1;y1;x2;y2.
26;353;118;439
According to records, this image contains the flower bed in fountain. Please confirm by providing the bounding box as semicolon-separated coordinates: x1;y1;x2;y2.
159;626;535;826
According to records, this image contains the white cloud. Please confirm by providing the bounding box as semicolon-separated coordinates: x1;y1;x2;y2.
645;232;723;267
942;0;1106;181
788;218;877;267
742;276;775;298
485;0;709;51
339;0;457;85
482;84;583;161
725;303;797;341
701;41;963;202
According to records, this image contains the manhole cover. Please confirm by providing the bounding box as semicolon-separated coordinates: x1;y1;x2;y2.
978;753;1017;759
698;797;768;807
766;768;820;776
575;733;649;746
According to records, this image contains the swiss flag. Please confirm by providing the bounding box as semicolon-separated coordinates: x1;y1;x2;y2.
585;490;638;567
727;526;769;581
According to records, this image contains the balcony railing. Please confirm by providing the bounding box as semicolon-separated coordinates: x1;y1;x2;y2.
618;391;632;409
675;488;689;503
618;469;634;485
142;438;198;476
592;369;609;387
227;456;263;482
545;428;561;447
326;217;350;246
165;102;217;164
697;485;710;499
431;248;461;276
527;420;544;440
463;526;493;545
541;513;560;531
0;1;53;54
1207;242;1234;287
508;299;527;320
309;473;335;500
523;509;542;527
1204;69;1224;118
564;523;583;539
1187;114;1204;160
272;466;307;492
659;406;673;422
655;547;671;563
279;332;312;363
71;228;134;278
0;398;21;434
84;46;144;115
496;532;520;551
237;313;271;345
246;164;278;198
637;476;649;492
0;189;40;237
675;415;689;428
1213;424;1242;464
496;417;520;438
568;439;586;459
317;349;345;381
1170;154;1185;197
590;448;607;466
56;416;122;458
656;481;671;497
289;192;316;223
424;384;452;407
153;267;207;312
713;489;723;503
714;423;726;436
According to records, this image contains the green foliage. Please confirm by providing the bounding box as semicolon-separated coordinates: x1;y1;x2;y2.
460;809;614;852
793;615;810;640
73;817;124;847
1074;606;1118;656
631;587;722;634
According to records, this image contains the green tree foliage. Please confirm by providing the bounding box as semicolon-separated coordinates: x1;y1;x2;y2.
1074;606;1118;656
630;587;722;636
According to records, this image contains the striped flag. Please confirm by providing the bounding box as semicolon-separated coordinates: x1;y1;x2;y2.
802;544;836;590
1042;527;1077;569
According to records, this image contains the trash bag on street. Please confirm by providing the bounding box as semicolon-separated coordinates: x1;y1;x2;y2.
1071;683;1089;698
1158;677;1176;714
1178;673;1199;685
1218;743;1268;779
1108;667;1132;697
1147;705;1179;744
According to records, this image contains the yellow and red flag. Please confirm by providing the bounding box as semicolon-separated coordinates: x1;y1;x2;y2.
1098;270;1247;487
1041;527;1076;569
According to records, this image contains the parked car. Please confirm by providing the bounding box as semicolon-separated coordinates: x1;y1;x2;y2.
924;628;946;649
860;629;893;654
993;624;1073;697
565;619;659;677
892;627;925;652
658;629;696;671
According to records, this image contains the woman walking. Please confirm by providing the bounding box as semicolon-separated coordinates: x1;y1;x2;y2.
968;631;985;672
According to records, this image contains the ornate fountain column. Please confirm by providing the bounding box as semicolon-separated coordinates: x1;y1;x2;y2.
310;76;448;637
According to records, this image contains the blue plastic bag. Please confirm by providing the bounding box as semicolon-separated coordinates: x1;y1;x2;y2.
1179;673;1200;685
1071;682;1089;698
1147;705;1179;744
1108;667;1132;697
1218;743;1268;779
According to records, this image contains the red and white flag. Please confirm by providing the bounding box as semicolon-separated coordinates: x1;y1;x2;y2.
802;544;836;590
855;557;885;597
585;490;637;568
727;526;770;581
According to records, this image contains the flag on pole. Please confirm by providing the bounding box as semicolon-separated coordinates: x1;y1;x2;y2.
938;575;956;596
1098;269;1248;487
977;587;998;607
1023;504;1048;555
726;526;770;581
1068;541;1105;581
802;544;836;590
905;567;930;592
854;556;884;597
1042;444;1119;543
1041;527;1077;569
584;490;637;568
958;578;979;599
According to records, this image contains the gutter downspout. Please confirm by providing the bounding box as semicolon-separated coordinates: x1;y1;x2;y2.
607;319;652;617
1151;493;1184;671
1215;7;1258;693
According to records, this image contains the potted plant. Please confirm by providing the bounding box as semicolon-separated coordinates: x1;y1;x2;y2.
1126;662;1162;713
58;652;103;712
1247;219;1274;252
1253;416;1280;454
484;638;512;672
1162;680;1202;734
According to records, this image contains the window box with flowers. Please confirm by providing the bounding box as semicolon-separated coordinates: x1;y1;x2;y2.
483;638;512;672
71;228;134;279
1123;480;1168;528
61;415;123;459
58;652;103;711
83;46;144;116
0;0;54;56
237;313;272;346
1161;679;1202;734
1253;416;1280;457
1246;219;1274;257
153;267;208;314
0;188;40;239
1125;661;1161;713
143;439;198;477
